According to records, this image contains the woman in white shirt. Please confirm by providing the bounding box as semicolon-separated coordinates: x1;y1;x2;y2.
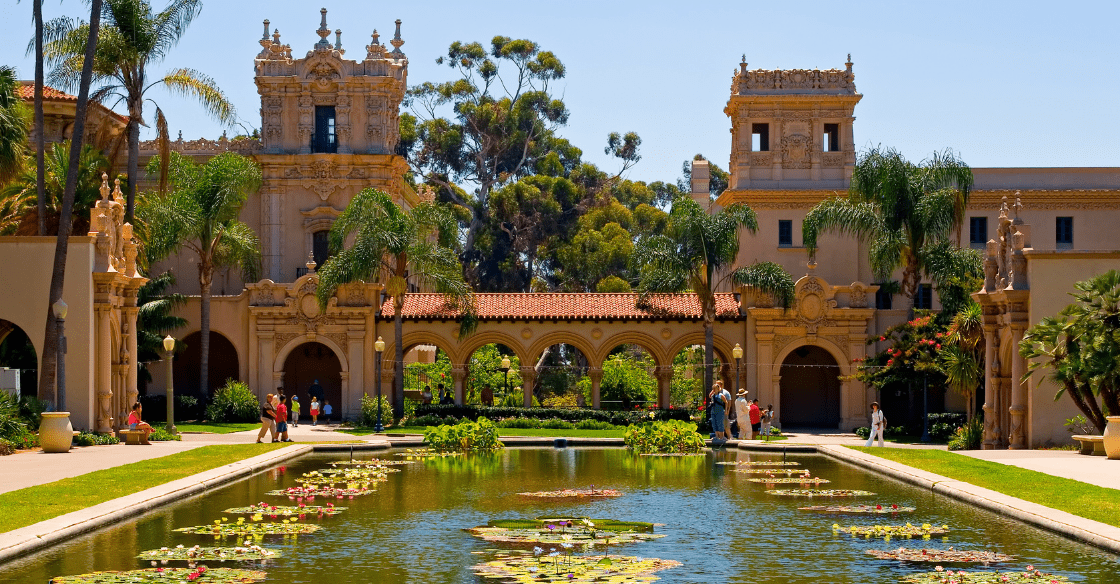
734;390;751;440
866;402;885;447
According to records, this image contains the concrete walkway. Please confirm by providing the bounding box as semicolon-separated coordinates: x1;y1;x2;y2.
959;448;1120;491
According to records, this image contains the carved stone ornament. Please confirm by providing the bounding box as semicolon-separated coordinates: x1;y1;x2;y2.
849;283;869;308
781;134;813;169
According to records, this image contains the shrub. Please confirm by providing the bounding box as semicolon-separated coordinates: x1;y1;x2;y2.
0;391;31;445
150;427;181;441
19;396;49;430
854;426;871;439
623;420;705;454
176;394;204;420
575;419;617;430
496;417;540;429
409;414;451;427
0;438;12;456
205;380;260;423
539;418;575;430
499;392;540;407
413;404;691;426
73;431;120;446
423;417;503;452
948;416;984;451
357;393;393;427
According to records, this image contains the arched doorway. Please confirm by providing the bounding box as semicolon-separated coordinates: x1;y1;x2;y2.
174;331;240;400
0;320;38;398
779;345;841;428
283;342;342;423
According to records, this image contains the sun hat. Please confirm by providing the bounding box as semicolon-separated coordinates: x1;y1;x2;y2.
737;389;748;396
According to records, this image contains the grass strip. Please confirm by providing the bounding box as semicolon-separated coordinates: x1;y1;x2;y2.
0;443;287;534
847;446;1120;527
175;422;260;434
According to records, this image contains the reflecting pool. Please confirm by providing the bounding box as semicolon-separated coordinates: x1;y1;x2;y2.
4;448;1119;583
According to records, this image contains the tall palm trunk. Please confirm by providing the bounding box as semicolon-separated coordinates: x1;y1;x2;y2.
198;259;212;400
702;299;715;405
125;104;140;223
34;0;45;236
38;0;102;406
393;299;404;419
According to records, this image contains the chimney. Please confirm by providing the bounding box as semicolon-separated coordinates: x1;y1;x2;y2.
690;159;710;206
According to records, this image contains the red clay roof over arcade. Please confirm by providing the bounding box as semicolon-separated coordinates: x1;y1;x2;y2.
381;293;742;321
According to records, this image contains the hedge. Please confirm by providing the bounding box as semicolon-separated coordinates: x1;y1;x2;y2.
412;404;691;426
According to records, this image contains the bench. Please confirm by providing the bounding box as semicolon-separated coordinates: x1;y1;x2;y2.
1071;435;1105;456
119;430;150;445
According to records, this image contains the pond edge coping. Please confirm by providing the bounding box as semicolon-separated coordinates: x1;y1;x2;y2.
738;441;1120;556
0;441;383;566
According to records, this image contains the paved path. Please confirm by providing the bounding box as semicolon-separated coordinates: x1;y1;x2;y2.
959;448;1120;491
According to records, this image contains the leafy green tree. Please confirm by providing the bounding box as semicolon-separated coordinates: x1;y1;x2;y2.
489;175;578;291
939;301;983;421
577;351;656;409
1021;270;1120;433
633;197;795;401
315;188;474;418
853;314;948;427
0;140;107;235
802;147;974;314
466;344;522;405
42;0;236;222
0;66;29;188
135;270;186;384
553;198;668;292
140;151;261;397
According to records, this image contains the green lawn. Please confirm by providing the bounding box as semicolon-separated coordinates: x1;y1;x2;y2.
175;422;260;434
848;446;1120;527
0;443;288;534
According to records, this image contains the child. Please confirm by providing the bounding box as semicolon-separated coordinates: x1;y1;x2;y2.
276;396;291;442
290;396;300;427
310;397;320;426
322;400;333;423
760;404;773;439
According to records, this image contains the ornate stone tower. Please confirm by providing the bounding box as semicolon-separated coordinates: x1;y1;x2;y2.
253;9;414;282
723;56;862;191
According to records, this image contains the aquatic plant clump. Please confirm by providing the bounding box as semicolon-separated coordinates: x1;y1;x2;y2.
798;504;915;514
732;468;810;476
835;523;950;539
517;488;624;500
314;466;400;476
423;417;504;452
623;420;705;454
174;519;321;537
394;448;462;459
715;460;801;466
901;566;1067;583
223;503;345;517
467;518;663;547
866;548;1014;563
328;459;414;467
472;553;681;583
137;544;278;562
50;567;267;583
266;486;375;499
765;489;876;498
746;477;831;484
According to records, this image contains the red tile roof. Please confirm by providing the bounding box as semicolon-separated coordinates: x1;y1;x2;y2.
381;293;741;321
17;83;78;101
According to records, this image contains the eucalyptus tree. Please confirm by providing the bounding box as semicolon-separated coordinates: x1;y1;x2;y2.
633;197;795;398
42;0;235;222
316;188;474;418
140;151;261;397
802;147;974;314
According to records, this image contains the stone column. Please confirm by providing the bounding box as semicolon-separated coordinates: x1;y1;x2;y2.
339;371;350;419
520;367;536;408
95;303;113;433
257;332;275;397
347;331;365;415
980;317;999;450
1008;325;1027;449
655;366;673;409
122;287;140;415
451;366;467;405
771;374;782;427
588;368;603;409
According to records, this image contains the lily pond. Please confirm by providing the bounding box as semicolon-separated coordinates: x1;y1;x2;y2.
4;448;1119;583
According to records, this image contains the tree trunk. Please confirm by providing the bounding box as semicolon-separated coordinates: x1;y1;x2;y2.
704;317;714;404
393;302;404;419
34;0;45;237
198;260;213;400
125;112;140;223
37;0;102;406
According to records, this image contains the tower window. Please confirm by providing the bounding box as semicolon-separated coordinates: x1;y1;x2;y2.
969;217;988;249
915;284;933;310
752;123;769;152
313;106;337;153
875;287;892;310
778;220;793;247
312;230;331;268
823;123;840;152
1056;216;1073;249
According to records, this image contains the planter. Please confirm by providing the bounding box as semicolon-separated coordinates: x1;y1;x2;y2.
40;412;73;453
1104;416;1120;460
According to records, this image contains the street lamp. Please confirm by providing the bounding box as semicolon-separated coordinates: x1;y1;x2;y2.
499;356;511;404
374;336;386;432
732;343;743;398
52;299;67;411
163;335;176;433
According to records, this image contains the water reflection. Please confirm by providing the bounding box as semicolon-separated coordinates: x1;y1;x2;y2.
2;449;1118;584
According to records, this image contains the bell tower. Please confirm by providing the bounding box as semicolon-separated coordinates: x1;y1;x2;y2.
724;55;862;191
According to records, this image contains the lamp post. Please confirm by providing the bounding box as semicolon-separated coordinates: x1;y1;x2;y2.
499;356;511;404
374;336;386;432
732;343;744;398
52;299;67;411
163;335;176;434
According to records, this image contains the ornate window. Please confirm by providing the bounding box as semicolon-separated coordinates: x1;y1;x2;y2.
969;217;988;249
1056;216;1073;249
752;123;769;152
313;106;337;153
823;123;839;152
778;220;793;247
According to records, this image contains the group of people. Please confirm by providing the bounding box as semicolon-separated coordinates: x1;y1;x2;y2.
255;387;335;443
707;381;773;441
420;384;456;405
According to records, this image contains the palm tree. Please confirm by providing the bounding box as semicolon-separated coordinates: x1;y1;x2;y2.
42;0;235;222
316;188;475;419
802;147;974;314
135;270;187;384
0;66;29;185
140;151;260;398
32;0;46;235
632;197;795;401
939;301;983;421
0;140;108;235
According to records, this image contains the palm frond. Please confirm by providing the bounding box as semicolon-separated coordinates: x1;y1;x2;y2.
801;197;884;257
731;261;795;309
159;67;236;124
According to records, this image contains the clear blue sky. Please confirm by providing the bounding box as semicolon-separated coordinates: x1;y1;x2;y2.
4;0;1118;184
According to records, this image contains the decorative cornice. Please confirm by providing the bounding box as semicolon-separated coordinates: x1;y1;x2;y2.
717;188;1120;210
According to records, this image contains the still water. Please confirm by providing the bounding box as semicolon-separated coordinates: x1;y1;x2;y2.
2;448;1118;583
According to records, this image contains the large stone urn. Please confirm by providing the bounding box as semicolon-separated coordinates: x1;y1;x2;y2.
1104;416;1120;460
39;412;73;453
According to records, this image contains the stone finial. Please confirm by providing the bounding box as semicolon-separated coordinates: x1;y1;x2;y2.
390;19;405;56
740;55;748;75
262;19;270;40
335;29;343;52
112;177;123;202
177;129;182;141
366;29;385;59
306;251;318;273
273;28;282;45
100;172;110;202
807;259;818;274
999;194;1009;220
1011;191;1024;225
315;8;332;49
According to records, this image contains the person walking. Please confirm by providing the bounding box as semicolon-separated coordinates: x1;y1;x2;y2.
291;396;300;427
257;393;277;443
322;400;333;423
422;385;433;405
308;379;325;405
749;399;762;439
734;389;751;440
310;397;321;426
276;396;292;442
760;404;774;439
866;402;886;447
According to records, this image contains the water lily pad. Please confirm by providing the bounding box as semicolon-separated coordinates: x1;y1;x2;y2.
865;548;1014;563
223;503;345;517
798;504;914;514
329;459;414;467
137;545;279;562
517;489;623;500
765;489;875;497
731;468;811;476
746;477;831;484
265;486;375;498
467;518;662;547
638;453;706;457
472;553;680;583
394;448;461;459
835;523;949;539
174;520;321;537
50;567;266;583
901;566;1067;583
715;460;801;466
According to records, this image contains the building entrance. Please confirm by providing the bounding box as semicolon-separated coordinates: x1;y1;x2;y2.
779;345;841;428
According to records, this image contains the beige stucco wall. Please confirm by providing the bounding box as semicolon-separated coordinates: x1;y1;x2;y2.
0;237;97;429
1024;250;1120;447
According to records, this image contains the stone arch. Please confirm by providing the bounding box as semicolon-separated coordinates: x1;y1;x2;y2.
667;333;737;366
526;333;597;367
280;341;344;422
459;331;529;366
0;318;38;397
175;330;242;399
775;342;846;428
595;331;666;368
274;334;349;373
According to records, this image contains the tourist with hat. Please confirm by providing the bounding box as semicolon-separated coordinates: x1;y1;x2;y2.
734;389;751;440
